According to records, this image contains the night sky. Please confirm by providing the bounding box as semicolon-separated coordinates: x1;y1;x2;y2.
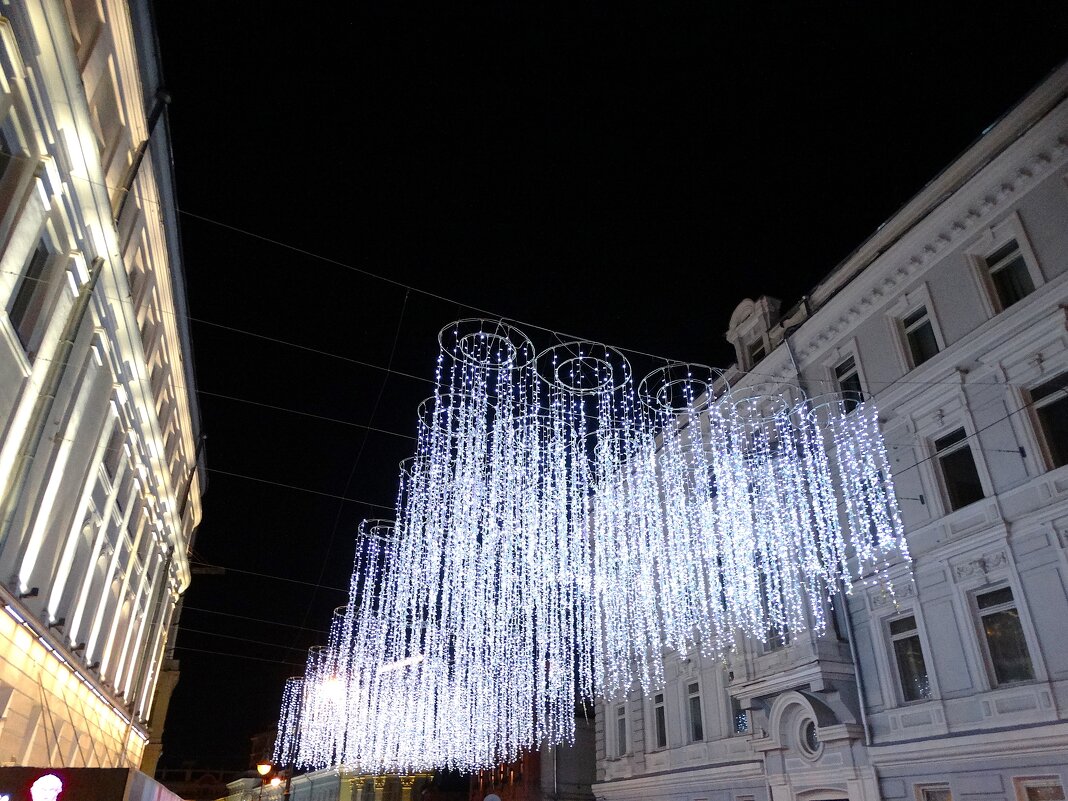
150;2;1068;771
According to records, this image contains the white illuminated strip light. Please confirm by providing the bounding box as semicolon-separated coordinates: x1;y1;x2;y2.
275;320;909;774
2;603;148;741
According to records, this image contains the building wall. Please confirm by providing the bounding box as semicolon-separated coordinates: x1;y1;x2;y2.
594;63;1068;801
0;0;201;770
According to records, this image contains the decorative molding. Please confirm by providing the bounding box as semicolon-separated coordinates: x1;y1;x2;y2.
794;124;1068;364
953;549;1008;581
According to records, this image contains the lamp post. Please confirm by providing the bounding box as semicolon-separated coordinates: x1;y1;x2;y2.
256;761;272;800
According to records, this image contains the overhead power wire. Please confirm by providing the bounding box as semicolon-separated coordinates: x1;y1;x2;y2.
179;604;329;634
187;561;348;593
1;156;1040;390
281;288;412;663
171;644;305;668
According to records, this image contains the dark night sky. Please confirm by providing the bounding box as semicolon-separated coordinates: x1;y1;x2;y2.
150;2;1068;770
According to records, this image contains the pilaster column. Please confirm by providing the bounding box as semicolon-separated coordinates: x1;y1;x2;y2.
372;775;387;801
400;775;416;801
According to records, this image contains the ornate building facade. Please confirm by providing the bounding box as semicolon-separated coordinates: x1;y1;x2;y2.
593;63;1068;800
0;0;202;771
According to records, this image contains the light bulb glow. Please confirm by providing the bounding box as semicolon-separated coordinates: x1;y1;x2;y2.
275;320;909;774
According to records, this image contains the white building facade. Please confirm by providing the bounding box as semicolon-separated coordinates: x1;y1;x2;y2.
0;0;202;771
593;63;1068;801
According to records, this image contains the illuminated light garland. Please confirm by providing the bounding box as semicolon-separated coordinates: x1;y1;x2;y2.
275;319;910;774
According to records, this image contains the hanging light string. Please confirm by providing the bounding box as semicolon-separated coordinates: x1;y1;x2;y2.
276;318;909;775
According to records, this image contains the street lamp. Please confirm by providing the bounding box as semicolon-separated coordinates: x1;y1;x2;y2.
256;762;272;800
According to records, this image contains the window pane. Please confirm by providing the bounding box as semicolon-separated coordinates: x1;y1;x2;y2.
939;446;984;510
1025;785;1066;801
1038;398;1068;468
689;694;703;741
616;707;626;756
977;586;1014;610
907;320;939;366
903;307;927;328
893;634;931;701
934;428;968;452
8;244;51;350
991;253;1035;308
1031;373;1068;402
834;355;856;379
983;607;1034;684
922;789;952;801
654;703;667;748
888;615;917;636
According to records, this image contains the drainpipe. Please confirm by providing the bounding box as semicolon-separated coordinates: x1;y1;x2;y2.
0;257;105;559
784;326;872;747
839;578;873;747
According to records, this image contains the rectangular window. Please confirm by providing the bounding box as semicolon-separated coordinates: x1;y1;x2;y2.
1016;778;1065;801
1030;373;1068;469
686;682;703;742
834;355;863;412
747;338;766;365
934;428;984;511
7;242;51;353
919;786;952;801
732;698;748;734
889;614;931;702
976;586;1034;685
902;306;939;367
103;425;126;480
615;704;626;757
0;129;13;183
653;692;667;749
985;240;1035;310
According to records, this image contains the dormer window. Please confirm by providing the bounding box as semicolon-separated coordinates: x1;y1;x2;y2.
747;338;766;366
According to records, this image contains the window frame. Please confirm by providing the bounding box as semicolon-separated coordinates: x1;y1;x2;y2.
6;238;58;358
746;336;767;367
651;692;667;750
931;426;986;513
966;213;1044;318
686;680;704;743
824;340;868;414
899;304;943;370
972;584;1036;688
1027;372;1068;471
886;612;933;704
614;703;627;758
1013;776;1066;801
915;784;953;801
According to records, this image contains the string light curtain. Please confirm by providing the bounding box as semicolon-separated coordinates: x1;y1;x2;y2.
276;319;909;774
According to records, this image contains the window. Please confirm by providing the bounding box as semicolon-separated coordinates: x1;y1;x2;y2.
918;786;952;801
686;682;703;742
615;704;627;757
934;428;984;511
7;241;52;354
747;338;766;366
902;306;939;368
1015;778;1065;801
103;425;126;480
0;129;13;183
976;586;1034;685
759;573;788;651
834;355;863;412
888;614;931;702
1029;373;1068;469
732;698;748;734
653;693;667;749
984;240;1035;310
800;720;819;755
